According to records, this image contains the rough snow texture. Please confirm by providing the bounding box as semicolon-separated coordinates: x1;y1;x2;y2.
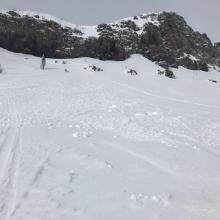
0;48;220;220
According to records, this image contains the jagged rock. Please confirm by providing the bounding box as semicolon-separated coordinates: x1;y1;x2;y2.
119;20;140;31
158;69;176;79
177;56;209;71
7;11;20;17
214;42;220;53
208;79;218;83
88;65;103;72
127;69;138;75
97;24;114;37
165;69;176;79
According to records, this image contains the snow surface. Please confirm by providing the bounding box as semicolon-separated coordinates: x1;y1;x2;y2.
0;48;220;220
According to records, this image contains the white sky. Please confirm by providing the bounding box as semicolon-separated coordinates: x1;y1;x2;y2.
1;0;219;43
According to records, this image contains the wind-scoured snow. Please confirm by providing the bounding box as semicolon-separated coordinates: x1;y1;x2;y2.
0;48;220;220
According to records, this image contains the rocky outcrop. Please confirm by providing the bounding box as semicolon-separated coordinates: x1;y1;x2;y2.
214;42;220;52
0;10;219;71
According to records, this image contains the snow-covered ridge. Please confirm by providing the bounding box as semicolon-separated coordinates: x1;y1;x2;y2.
0;10;98;38
108;12;161;34
0;10;161;37
1;10;218;70
112;12;161;27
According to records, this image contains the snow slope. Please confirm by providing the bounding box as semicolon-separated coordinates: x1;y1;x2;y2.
0;48;220;220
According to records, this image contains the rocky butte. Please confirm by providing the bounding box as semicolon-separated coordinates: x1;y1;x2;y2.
0;10;220;71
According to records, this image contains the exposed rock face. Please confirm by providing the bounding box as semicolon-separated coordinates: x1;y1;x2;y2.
0;11;68;57
214;42;220;52
0;10;219;71
214;43;220;57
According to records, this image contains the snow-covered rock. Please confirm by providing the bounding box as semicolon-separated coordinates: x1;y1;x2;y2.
0;10;219;70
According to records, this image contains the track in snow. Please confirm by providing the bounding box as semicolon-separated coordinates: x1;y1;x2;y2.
112;81;220;109
0;127;21;220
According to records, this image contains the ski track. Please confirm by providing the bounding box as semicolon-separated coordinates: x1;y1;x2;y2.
0;127;21;220
0;93;23;220
11;151;52;217
103;141;180;177
112;81;220;109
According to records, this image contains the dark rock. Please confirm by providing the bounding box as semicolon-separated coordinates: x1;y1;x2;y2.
158;69;176;79
133;16;138;20
208;79;218;83
165;69;176;79
73;28;83;35
7;11;20;17
119;20;140;31
127;69;138;75
214;42;220;53
89;65;103;72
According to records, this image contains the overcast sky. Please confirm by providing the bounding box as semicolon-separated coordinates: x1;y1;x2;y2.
1;0;219;42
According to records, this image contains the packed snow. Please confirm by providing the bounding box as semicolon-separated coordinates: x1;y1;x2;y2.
0;48;220;220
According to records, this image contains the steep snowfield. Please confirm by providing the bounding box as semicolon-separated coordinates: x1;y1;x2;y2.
0;48;220;220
